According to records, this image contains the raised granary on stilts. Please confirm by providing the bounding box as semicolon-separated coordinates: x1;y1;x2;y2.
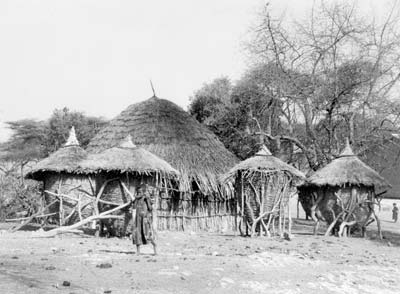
298;141;391;237
78;135;179;236
223;145;305;237
87;96;239;232
25;127;92;226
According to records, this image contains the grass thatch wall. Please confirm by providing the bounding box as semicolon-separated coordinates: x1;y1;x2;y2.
95;171;237;234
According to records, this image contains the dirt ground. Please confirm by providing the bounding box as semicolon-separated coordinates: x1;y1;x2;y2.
1;203;400;294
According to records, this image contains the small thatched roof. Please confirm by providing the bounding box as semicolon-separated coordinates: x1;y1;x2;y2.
224;145;305;181
302;142;391;189
78;135;179;176
26;127;88;180
87;96;238;195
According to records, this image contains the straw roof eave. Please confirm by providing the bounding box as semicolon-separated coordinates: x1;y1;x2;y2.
77;145;180;178
223;154;306;182
300;155;391;190
25;145;88;181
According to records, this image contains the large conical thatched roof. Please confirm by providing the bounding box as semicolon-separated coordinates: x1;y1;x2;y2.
26;127;88;180
87;96;239;194
303;142;390;189
79;135;179;176
224;145;305;181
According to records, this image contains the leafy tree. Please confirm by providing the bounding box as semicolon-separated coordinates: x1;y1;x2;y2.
189;77;232;124
47;107;107;152
0;108;108;181
1;119;48;180
189;67;287;159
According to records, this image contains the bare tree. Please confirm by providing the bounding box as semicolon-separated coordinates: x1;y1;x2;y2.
247;0;400;169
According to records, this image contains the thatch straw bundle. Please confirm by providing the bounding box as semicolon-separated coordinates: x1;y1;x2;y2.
304;144;390;189
26;127;87;180
79;135;179;177
87;96;238;196
224;146;305;182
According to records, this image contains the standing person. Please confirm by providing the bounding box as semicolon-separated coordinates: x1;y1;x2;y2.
131;183;157;255
392;203;399;223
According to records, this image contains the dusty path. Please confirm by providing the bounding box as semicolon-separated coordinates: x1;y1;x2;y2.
0;220;400;294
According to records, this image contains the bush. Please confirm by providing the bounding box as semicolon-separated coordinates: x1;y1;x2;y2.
0;171;42;221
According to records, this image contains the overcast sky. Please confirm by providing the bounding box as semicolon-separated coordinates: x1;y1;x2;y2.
0;0;393;142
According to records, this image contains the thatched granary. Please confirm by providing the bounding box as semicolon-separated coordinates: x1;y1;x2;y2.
25;127;92;225
78;135;179;235
224;145;305;237
298;142;391;237
87;96;239;231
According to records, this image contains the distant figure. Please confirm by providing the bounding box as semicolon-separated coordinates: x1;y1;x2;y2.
392;203;398;223
131;184;157;255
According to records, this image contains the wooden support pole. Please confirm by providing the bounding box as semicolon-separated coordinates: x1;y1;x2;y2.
6;212;57;222
324;211;345;237
372;209;383;240
288;197;292;235
57;178;63;226
45;190;78;203
42;201;131;237
241;174;245;236
338;221;356;237
78;194;83;222
10;200;58;232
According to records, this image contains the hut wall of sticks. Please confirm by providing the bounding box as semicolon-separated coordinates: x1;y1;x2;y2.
224;145;305;237
90;172;158;237
298;141;391;237
78;135;180;236
42;173;94;225
25;127;96;226
87;96;239;232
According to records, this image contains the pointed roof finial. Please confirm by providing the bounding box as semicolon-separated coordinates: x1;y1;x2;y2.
339;138;354;157
64;126;80;147
120;134;137;149
256;145;272;156
150;80;156;97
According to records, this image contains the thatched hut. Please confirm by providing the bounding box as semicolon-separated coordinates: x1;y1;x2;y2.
298;141;391;237
87;96;239;232
78;135;179;236
224;145;305;237
25;127;92;225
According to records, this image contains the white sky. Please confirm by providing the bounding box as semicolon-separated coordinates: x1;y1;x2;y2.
0;0;394;142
